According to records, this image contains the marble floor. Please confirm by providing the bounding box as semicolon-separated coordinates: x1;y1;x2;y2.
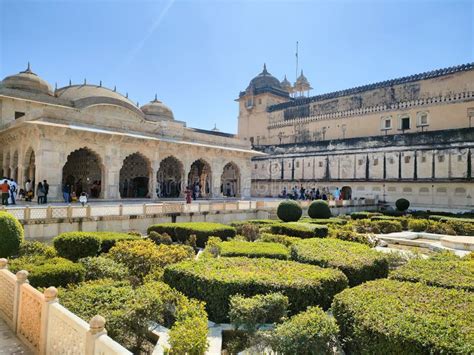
0;318;31;355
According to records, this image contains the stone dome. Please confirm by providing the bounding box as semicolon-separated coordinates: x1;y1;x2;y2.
1;63;53;95
280;75;293;93
140;95;174;121
246;64;282;91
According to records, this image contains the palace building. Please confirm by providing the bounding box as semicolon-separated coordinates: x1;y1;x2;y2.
0;64;259;201
238;63;474;210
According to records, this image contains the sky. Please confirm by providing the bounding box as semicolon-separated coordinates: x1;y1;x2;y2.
1;0;473;133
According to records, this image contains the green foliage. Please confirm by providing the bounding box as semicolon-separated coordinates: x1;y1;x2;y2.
270;222;328;238
302;217;347;225
395;198;410;211
218;241;289;260
258;233;302;248
9;256;84;287
328;227;377;247
107;239;194;281
370;215;409;230
331;279;474;354
308;200;332;219
94;232;142;253
355;219;402;234
350;211;382;220
204;236;222;258
291;238;388;286
408;219;429;232
163;257;348;323
230;220;277;235
53;232;101;261
425;221;456;235
148;231;173;245
147;222;236;248
78;256;129;281
18;240;57;258
445;219;474;236
229;293;289;332
276;201;302;222
270;306;339;355
0;211;24;258
239;223;260;242
373;220;403;233
389;259;474;291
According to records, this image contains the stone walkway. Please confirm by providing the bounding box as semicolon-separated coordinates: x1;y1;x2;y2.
0;318;31;355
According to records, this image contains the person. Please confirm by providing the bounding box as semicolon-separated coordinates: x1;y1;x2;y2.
9;178;17;205
281;187;287;198
25;179;33;202
43;180;49;204
322;192;328;201
315;188;321;200
37;182;45;204
185;186;192;204
193;183;200;200
334;187;341;201
63;184;70;203
71;190;77;202
79;192;88;206
1;179;9;205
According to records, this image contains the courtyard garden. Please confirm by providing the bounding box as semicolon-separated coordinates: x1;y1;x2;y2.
0;198;473;354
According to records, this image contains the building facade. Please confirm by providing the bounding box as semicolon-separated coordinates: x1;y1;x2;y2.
238;63;474;210
0;65;259;201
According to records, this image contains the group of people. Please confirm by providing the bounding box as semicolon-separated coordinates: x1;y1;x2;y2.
280;186;350;201
62;184;88;206
1;177;50;205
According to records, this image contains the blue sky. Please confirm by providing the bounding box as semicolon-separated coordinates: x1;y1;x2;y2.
1;0;473;133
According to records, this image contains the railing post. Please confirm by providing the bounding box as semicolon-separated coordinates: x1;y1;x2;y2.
24;206;30;220
13;270;29;332
86;315;107;354
40;287;58;355
0;258;7;270
67;205;72;219
143;203;146;215
86;205;91;218
46;206;53;219
119;204;123;216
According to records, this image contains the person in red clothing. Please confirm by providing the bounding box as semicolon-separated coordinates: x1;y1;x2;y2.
1;179;9;205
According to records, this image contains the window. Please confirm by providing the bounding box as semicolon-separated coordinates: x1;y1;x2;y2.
296;162;300;168
421;156;427;163
399;116;410;130
404;156;411;164
381;116;392;130
403;187;412;193
373;158;379;166
358;159;364;166
15;111;25;119
417;112;429;126
318;161;323;168
438;155;445;163
458;155;463;162
246;98;253;108
258;98;262;105
250;137;254;145
419;187;430;194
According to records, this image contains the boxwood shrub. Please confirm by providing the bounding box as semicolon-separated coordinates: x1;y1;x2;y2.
332;279;474;354
277;201;302;222
307;200;332;219
395;198;410;211
9;256;85;287
269;306;339;355
218;241;290;260
78;256;129;281
270;222;328;238
371;215;409;230
301;217;348;225
350;211;382;220
163;257;348;322
147;222;236;247
53;232;101;261
291;238;388;286
258;233;302;247
94;232;142;253
408;219;429;232
0;211;24;258
389;259;474;291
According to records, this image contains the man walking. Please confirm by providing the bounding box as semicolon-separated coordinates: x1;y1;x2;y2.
1;179;9;206
43;180;49;204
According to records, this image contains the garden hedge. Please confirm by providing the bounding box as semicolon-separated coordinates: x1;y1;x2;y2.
389;259;474;291
350;211;382;220
332;279;474;354
258;233;302;247
163;257;348;322
0;211;24;258
94;232;142;253
301;217;348;225
78;256;129;281
9;256;85;288
53;232;101;261
270;222;328;238
270;306;339;355
147;222;236;247
291;238;388;286
371;215;409;230
408;219;429;232
218;241;289;260
308;200;332;219
276;201;302;222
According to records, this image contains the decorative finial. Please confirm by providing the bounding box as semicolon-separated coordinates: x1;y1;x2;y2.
55;82;57;90
83;78;86;85
69;79;72;86
26;62;31;72
154;93;158;101
89;315;106;334
99;80;102;87
113;85;116;92
262;63;268;74
125;92;128;98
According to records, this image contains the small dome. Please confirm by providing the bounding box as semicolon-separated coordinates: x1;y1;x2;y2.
1;63;53;95
246;64;282;92
141;95;174;121
294;70;313;93
280;75;293;92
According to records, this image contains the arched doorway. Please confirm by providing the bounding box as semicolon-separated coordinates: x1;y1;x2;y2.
221;162;240;197
62;148;103;198
157;156;184;198
341;186;352;200
24;149;35;187
119;153;151;198
188;159;211;199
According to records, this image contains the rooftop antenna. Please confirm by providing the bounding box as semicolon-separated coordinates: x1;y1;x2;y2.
295;41;299;84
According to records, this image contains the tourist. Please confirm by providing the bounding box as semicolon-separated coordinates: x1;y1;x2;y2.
25;179;33;202
37;182;45;204
193;183;200;200
43;180;49;204
1;179;9;205
63;184;70;203
71;190;77;202
316;188;321;199
79;192;88;206
334;187;341;201
185;187;192;204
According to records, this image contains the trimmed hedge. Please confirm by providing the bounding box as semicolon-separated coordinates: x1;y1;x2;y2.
408;219;429;232
0;212;24;258
147;222;236;248
218;241;289;260
19;241;57;258
389;259;474;291
270;306;339;355
163;257;348;322
350;211;382;220
53;232;101;261
78;256;129;281
259;233;302;247
270;222;328;238
332;279;474;354
94;232;142;253
291;238;388;286
302;217;348;225
395;198;410;211
277;201;302;222
371;215;409;230
9;256;84;287
230;220;277;228
308;200;331;219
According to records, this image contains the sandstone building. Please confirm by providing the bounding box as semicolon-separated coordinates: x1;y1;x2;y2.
238;63;474;210
0;64;259;201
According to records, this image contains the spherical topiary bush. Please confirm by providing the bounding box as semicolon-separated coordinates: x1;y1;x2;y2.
0;211;24;258
395;198;410;212
308;200;332;219
53;232;101;261
277;201;302;222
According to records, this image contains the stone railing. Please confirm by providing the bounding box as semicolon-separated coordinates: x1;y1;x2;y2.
0;259;131;355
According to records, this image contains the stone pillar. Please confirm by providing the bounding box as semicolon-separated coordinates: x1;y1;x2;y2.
85;315;107;354
150;161;159;200
34;150;63;201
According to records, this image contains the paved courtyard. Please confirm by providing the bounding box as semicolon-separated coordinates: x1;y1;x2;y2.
0;318;31;355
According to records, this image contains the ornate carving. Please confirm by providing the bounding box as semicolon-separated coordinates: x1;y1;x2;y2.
0;271;15;322
18;285;42;352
